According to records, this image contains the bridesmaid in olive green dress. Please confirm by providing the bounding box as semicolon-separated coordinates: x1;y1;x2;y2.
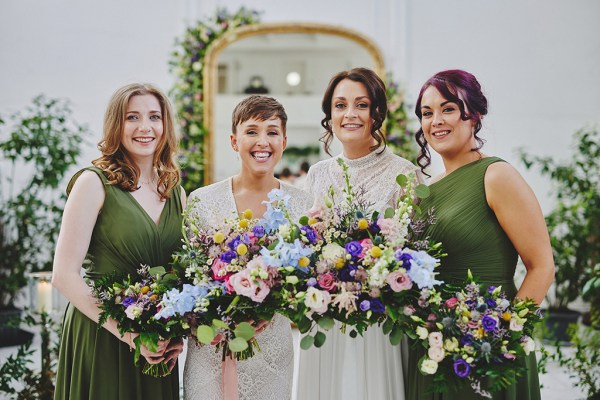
52;83;185;399
405;70;555;400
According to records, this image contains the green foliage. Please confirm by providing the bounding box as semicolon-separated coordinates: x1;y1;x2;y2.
170;7;261;192
0;95;87;308
520;128;600;310
0;310;61;399
385;76;418;162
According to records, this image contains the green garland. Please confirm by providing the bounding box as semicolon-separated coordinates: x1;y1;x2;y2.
171;8;416;191
170;7;261;193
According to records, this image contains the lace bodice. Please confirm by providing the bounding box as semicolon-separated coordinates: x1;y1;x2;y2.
304;147;420;214
183;177;312;400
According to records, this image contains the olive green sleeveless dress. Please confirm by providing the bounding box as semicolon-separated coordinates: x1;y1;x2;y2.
54;167;182;400
406;157;541;400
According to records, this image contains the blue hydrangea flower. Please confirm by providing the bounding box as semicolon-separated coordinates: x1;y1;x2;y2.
259;236;313;272
406;250;442;289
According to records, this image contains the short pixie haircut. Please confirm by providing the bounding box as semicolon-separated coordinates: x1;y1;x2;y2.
231;95;288;134
414;69;488;175
320;67;388;156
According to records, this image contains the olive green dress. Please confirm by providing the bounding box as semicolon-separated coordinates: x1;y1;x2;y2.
54;167;182;400
406;157;541;400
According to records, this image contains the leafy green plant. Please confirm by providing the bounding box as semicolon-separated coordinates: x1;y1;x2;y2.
385;76;418;162
0;310;61;399
0;95;87;309
520;128;600;310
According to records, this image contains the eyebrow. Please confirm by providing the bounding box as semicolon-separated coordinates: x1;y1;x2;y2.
420;100;455;110
334;96;370;101
126;110;162;114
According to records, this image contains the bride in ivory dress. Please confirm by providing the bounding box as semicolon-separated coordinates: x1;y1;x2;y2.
183;95;311;400
296;68;420;400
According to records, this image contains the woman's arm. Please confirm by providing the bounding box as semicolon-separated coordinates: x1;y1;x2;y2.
485;162;555;305
51;171;169;362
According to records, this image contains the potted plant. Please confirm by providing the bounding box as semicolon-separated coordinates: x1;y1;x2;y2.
520;127;600;342
0;95;86;346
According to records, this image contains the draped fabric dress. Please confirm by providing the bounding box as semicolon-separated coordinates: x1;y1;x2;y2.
406;157;541;400
183;178;312;400
296;147;419;400
54;167;183;400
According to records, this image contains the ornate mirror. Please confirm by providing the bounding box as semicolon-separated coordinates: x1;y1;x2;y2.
203;22;385;184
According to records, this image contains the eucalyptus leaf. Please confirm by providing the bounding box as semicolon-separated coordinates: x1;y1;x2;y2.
396;174;408;187
317;317;335;331
384;207;395;219
196;325;216;344
148;266;166;276
234;322;255;341
382;317;394;335
298;316;312;333
389;326;403;346
212;319;229;330
300;335;315;350
314;331;327;348
415;184;430;199
228;337;249;353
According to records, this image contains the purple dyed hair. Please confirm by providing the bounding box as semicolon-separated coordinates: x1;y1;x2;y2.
414;69;488;175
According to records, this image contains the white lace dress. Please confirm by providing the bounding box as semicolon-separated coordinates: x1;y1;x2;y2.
296;147;419;400
183;177;312;400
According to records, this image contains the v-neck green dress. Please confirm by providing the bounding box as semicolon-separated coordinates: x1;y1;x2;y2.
405;157;541;400
54;167;183;400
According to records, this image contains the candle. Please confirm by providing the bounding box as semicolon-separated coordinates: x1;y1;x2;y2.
37;280;53;313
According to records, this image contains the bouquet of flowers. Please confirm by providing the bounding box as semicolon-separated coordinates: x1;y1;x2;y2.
92;264;188;377
407;270;542;397
281;158;445;349
161;189;314;360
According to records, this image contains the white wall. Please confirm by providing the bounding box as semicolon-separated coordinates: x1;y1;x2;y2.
2;0;599;212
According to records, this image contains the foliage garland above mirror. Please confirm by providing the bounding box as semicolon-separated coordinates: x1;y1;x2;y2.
171;7;416;193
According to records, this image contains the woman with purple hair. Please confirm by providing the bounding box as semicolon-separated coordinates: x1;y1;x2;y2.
405;70;555;399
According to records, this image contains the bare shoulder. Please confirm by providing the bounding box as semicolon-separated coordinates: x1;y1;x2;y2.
71;170;104;194
484;160;533;209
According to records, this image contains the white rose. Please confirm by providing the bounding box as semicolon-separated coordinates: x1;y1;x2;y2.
427;346;446;362
321;243;345;261
521;336;536;355
509;318;524;332
304;287;331;314
420;358;439;375
416;326;429;340
428;332;443;348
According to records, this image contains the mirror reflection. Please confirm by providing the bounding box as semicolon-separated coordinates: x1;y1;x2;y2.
207;26;384;183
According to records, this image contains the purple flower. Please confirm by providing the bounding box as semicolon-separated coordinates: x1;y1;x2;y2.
486;298;497;308
228;236;242;251
370;299;385;313
481;315;498;332
220;250;237;263
395;251;413;270
453;359;471;378
345;241;363;257
301;226;317;244
122;296;136;307
487;285;497;294
460;334;474;346
241;233;252;244
369;220;380;234
339;265;357;282
253;225;265;238
360;300;371;311
307;277;317;287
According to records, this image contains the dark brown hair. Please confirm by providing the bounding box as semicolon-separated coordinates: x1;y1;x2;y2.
320;67;387;155
231;95;288;134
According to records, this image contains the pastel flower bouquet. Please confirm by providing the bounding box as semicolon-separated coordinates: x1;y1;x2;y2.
164;189;314;361
92;264;188;377
407;270;542;397
281;158;445;349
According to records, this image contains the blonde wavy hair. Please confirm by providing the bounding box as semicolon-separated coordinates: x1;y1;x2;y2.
92;83;180;199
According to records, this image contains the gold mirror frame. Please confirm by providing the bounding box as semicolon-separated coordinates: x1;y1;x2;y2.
203;22;385;184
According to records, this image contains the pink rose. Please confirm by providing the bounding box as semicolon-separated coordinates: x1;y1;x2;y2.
403;305;416;316
386;270;413;292
228;270;270;303
358;238;373;258
211;259;229;281
318;273;338;292
467;320;479;329
224;275;235;294
445;297;459;309
503;353;516;360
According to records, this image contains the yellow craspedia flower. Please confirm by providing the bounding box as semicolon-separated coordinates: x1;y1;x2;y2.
501;312;512;321
308;217;318;226
298;256;310;268
236;243;248;256
242;209;253;219
140;286;150;295
149;294;158;301
334;258;345;269
238;219;249;229
213;232;225;244
357;218;369;230
369;246;383;258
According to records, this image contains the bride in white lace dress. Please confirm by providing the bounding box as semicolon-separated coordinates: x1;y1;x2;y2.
296;68;420;400
183;96;311;400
